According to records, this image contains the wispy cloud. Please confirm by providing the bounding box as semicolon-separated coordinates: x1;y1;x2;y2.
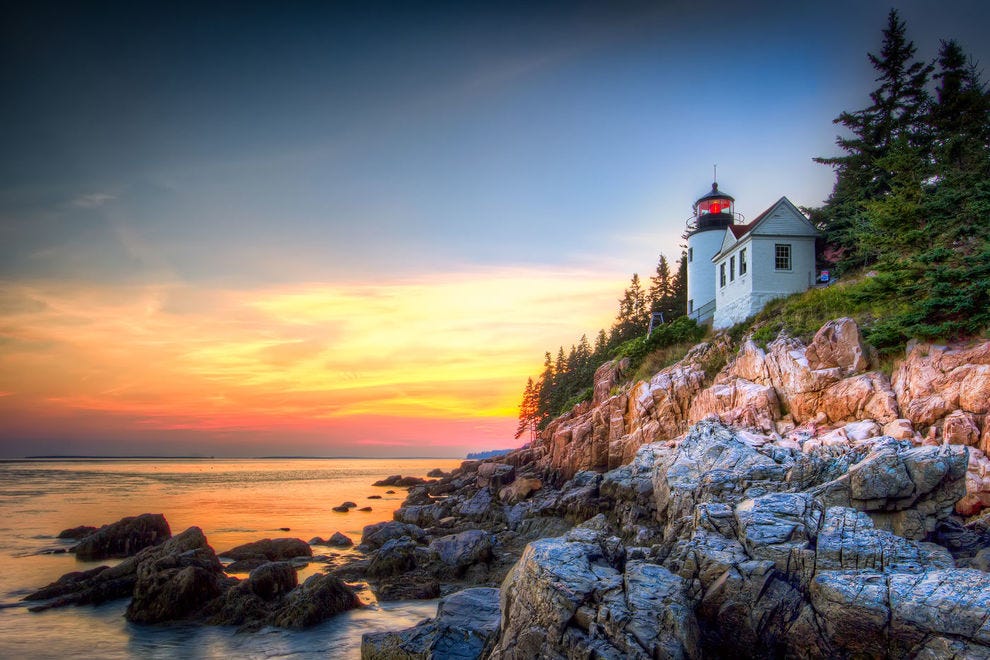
0;266;625;453
71;192;116;208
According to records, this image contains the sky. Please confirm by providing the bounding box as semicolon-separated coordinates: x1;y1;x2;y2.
1;1;988;457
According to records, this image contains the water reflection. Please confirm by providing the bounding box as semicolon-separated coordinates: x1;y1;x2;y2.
0;458;457;658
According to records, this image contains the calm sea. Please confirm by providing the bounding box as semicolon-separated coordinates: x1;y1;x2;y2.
0;457;463;659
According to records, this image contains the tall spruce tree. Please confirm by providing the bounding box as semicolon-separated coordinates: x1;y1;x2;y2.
648;254;673;317
669;251;688;318
514;377;538;441
813;9;932;268
611;273;649;344
924;39;990;245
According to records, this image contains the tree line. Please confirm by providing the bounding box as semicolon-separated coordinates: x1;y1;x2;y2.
812;9;990;347
514;252;687;441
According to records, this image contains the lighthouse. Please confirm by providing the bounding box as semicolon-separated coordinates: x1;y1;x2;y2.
685;182;736;323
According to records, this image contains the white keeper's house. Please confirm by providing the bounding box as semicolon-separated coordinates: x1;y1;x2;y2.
684;182;820;329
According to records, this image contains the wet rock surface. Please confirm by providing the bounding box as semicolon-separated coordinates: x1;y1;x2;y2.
25;521;360;631
361;587;501;659
72;513;171;561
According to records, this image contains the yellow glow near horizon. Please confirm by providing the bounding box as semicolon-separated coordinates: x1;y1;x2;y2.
0;266;625;449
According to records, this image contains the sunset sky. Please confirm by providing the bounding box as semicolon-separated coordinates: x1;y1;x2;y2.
2;1;988;457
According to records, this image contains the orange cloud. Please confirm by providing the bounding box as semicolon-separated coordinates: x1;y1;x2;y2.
0;266;625;454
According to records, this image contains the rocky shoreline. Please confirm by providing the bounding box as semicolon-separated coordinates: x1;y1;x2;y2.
22;320;990;658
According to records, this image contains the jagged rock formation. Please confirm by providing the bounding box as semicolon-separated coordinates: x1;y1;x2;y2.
527;319;990;515
490;421;988;658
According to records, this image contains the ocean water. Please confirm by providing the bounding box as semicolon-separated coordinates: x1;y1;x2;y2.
0;457;462;658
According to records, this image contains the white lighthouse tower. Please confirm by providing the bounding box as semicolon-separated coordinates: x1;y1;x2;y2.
685;181;736;323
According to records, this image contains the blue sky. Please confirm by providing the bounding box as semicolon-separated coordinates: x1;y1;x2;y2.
1;1;988;456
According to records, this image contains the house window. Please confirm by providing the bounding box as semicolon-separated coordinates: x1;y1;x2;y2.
740;248;747;275
720;263;726;287
730;256;735;281
688;247;693;263
688;299;694;313
775;244;791;271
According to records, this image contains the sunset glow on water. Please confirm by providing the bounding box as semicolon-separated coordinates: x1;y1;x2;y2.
0;457;461;658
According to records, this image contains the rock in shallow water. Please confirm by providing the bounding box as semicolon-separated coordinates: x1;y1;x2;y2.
362;587;500;660
327;531;354;547
218;537;312;562
73;513;171;561
56;525;98;540
26;525;208;610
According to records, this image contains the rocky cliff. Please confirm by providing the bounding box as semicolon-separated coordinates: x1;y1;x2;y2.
526;318;990;518
359;318;990;658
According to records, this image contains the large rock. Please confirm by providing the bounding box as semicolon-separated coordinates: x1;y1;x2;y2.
362;587;501;660
809;438;967;539
26;525;210;610
327;531;354;547
73;513;171;561
477;463;515;490
218;538;312;562
360;521;427;550
499;476;542;504
430;530;493;572
494;517;699;659
892;341;990;429
126;538;227;623
805;317;870;375
367;537;430;578
793;569;990;657
653;420;790;541
687;377;780;433
271;573;360;630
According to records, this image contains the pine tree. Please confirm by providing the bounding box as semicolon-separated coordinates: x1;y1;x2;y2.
648;254;673;317
669;251;688;318
611;273;649;344
514;377;537;440
536;351;555;429
814;9;933;267
924;39;990;246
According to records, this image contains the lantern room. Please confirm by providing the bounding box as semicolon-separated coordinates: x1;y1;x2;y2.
694;182;734;217
686;182;736;236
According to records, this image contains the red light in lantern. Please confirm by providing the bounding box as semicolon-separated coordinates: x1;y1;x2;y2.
711;201;721;214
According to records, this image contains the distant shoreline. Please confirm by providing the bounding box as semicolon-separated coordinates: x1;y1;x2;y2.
14;455;468;460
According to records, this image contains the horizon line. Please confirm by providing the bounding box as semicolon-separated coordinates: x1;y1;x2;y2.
13;454;469;460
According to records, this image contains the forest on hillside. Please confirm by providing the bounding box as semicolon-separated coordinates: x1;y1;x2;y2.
515;9;990;441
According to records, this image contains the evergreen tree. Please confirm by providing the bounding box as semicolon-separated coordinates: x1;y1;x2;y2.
814;9;933;268
669;251;688;318
611;273;649;344
647;254;673;316
576;334;593;385
536;351;554;429
514;377;538;441
924;39;990;245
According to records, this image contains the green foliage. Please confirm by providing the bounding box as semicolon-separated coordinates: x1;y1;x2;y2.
807;13;990;352
745;276;912;348
561;386;594;412
612;316;704;372
856;246;990;353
